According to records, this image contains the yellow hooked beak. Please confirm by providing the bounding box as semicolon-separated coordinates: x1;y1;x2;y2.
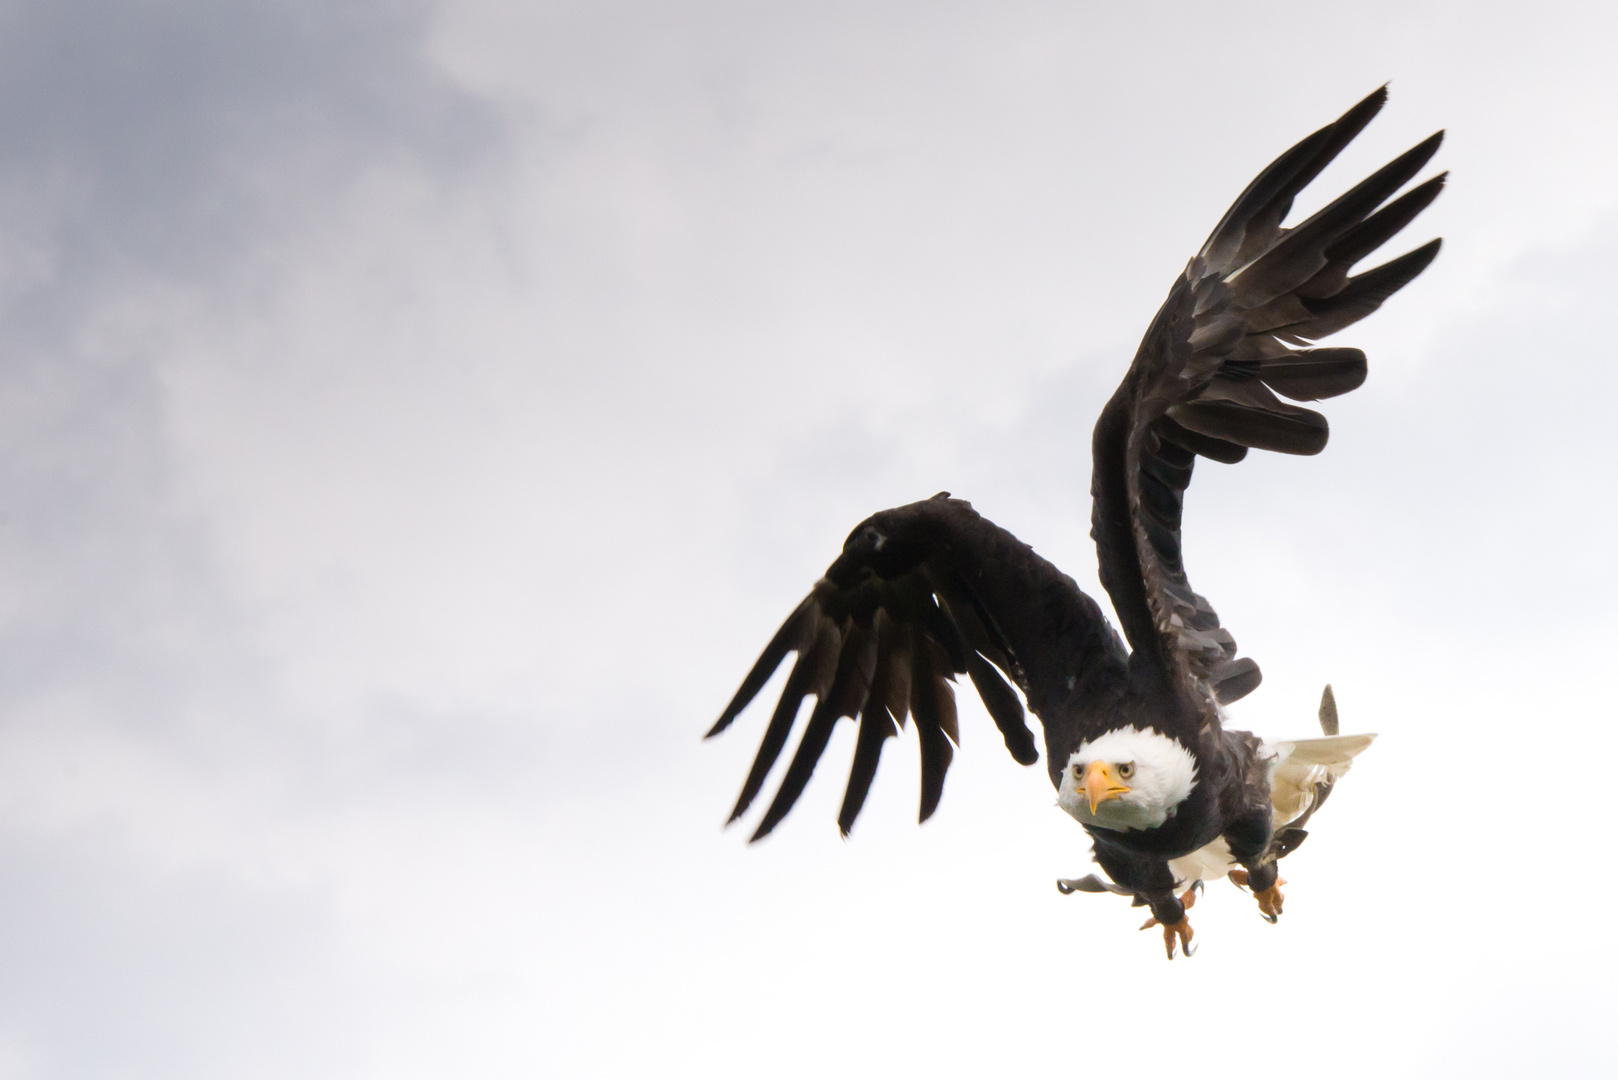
1084;760;1131;813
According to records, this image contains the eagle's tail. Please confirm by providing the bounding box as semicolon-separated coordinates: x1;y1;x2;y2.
1262;685;1377;854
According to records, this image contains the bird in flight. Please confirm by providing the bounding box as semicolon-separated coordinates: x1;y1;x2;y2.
707;87;1442;958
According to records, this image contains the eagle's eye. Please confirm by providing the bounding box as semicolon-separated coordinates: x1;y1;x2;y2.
1117;761;1136;780
1071;763;1084;780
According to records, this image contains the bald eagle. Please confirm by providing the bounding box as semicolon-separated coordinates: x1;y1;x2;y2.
708;87;1441;958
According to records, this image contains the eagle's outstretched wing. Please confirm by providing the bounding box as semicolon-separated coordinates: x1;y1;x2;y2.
1090;86;1443;706
708;495;1127;840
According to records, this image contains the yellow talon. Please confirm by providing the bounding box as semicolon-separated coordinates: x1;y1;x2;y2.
1159;918;1195;959
1138;884;1200;958
1255;878;1286;922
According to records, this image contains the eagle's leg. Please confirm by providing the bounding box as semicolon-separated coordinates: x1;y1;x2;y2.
1228;864;1286;922
1139;880;1202;924
1136;887;1197;959
1151;917;1193;960
1224;808;1285;923
1092;849;1195;959
1138;881;1201;958
1247;863;1285;922
1256;881;1285;920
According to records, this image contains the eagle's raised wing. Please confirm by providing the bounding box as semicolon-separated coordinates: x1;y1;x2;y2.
1090;86;1443;706
708;495;1127;840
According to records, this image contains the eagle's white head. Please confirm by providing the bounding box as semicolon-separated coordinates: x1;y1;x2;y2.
1057;726;1198;831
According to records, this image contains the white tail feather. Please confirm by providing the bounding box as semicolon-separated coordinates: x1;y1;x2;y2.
1264;733;1377;826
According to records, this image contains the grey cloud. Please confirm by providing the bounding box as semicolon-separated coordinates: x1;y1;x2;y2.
0;830;360;1080
0;0;508;737
0;0;498;308
0;5;509;1075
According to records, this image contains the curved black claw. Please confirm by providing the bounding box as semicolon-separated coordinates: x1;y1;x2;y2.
1139;915;1196;959
1057;874;1131;896
1255;879;1286;923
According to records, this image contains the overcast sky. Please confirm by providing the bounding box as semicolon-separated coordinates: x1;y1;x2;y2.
0;1;1614;1077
